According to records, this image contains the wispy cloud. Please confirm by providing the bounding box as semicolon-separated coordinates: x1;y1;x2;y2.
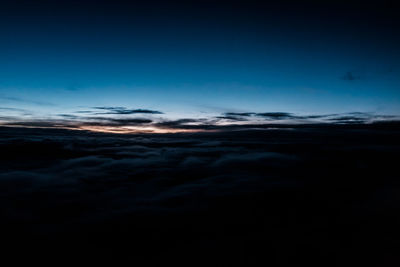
0;107;27;112
91;107;163;115
341;71;361;81
0;95;55;106
224;112;255;117
84;117;153;126
256;112;298;120
219;112;298;121
215;115;250;121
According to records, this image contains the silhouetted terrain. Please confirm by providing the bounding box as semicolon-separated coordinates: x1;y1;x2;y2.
1;124;399;266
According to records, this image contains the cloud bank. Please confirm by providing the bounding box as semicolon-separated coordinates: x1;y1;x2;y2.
0;124;399;265
1;107;398;133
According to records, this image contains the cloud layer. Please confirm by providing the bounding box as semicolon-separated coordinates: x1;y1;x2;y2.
1;105;398;133
0;125;399;265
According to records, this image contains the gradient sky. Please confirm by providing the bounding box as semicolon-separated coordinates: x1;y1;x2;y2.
1;0;399;129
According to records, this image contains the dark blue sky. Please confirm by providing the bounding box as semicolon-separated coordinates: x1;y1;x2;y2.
0;0;399;131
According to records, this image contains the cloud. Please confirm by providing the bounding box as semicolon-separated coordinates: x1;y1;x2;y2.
327;116;368;124
341;71;361;81
301;114;332;119
256;112;298;120
215;116;250;121
2;104;399;133
74;110;96;114
92;106;163;115
2;120;75;128
0;107;27;112
224;112;255;117
0;124;398;212
155;119;205;128
0;123;399;263
215;112;255;121
324;112;398;124
219;112;301;121
0;95;54;106
58;114;80;119
1;116;153;129
217;112;299;121
83;117;153;126
0;126;302;204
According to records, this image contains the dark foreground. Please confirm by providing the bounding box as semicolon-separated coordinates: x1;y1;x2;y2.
0;124;399;266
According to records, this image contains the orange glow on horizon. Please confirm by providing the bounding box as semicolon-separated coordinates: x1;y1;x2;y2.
77;125;207;134
0;123;209;134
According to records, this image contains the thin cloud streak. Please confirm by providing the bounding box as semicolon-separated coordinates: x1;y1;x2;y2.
341;71;361;81
91;107;164;115
0;95;55;106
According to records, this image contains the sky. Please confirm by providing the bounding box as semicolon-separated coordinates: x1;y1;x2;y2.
0;0;399;132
